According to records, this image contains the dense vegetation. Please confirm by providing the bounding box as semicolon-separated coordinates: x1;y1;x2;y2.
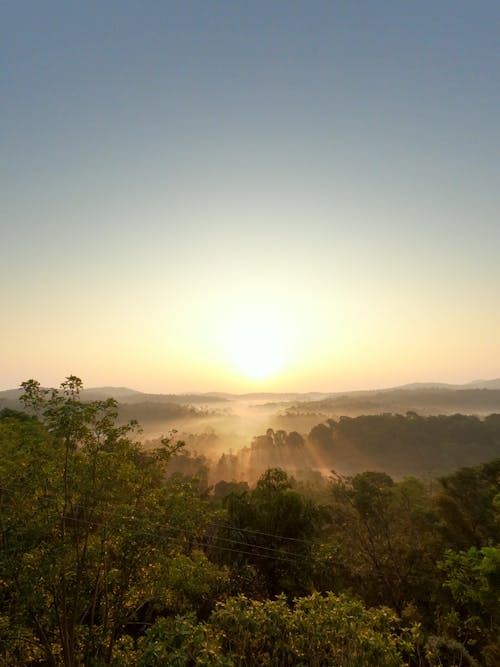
206;413;500;485
1;379;499;666
307;412;500;475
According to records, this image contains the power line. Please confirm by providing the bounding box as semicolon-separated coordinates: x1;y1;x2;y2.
209;520;312;545
0;484;314;546
0;488;313;565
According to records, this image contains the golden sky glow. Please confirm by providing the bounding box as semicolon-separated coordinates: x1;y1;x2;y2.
223;308;289;381
1;3;499;393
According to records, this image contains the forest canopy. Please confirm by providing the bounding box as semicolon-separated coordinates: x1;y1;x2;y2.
1;378;499;666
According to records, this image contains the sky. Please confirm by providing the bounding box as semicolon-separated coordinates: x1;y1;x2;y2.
1;1;499;393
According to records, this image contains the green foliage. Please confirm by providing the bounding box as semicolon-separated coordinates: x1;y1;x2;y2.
2;378;500;666
219;468;322;598
138;593;417;666
308;413;500;476
212;480;249;502
437;546;500;664
0;378;222;666
435;459;500;549
324;471;441;615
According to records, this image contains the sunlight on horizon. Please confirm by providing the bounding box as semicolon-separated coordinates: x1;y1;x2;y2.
228;318;287;380
1;3;499;394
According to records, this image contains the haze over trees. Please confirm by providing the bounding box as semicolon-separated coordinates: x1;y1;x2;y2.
1;378;499;665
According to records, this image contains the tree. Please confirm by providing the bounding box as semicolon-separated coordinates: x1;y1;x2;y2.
437;546;500;665
435;459;500;550
216;468;323;598
324;471;441;615
137;592;417;666
0;377;220;666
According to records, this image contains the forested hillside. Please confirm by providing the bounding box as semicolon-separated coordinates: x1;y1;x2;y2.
1;379;499;665
200;412;500;486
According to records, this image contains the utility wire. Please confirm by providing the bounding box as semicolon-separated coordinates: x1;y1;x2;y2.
0;484;314;546
0;488;314;565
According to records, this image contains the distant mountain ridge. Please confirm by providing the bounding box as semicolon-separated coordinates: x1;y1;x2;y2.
3;379;500;434
394;379;500;391
2;379;500;403
463;379;500;390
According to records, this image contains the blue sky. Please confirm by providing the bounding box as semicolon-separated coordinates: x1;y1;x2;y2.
1;1;499;391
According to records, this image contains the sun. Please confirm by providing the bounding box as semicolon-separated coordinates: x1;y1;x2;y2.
227;317;287;381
